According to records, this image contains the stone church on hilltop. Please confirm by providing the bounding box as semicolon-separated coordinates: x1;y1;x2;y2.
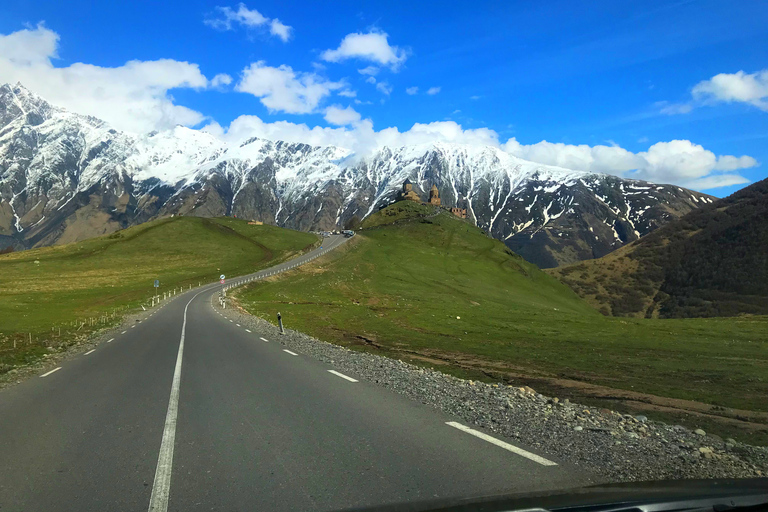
398;180;466;218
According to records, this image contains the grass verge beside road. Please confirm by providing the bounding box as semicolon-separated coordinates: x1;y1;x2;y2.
235;202;768;445
0;216;317;373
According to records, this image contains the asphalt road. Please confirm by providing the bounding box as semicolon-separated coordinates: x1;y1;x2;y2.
0;234;591;511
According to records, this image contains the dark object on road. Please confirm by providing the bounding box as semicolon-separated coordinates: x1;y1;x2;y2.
347;478;768;511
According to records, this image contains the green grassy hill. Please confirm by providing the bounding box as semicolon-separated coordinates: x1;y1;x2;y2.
235;201;768;444
550;177;768;318
0;216;317;370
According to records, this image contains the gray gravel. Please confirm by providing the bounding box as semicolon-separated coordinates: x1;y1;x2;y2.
217;296;768;483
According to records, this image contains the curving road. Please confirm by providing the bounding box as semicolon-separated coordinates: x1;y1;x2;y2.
0;234;591;511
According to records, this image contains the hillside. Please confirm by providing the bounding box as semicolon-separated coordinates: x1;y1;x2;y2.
0;216;317;370
234;202;768;443
550;177;768;318
0;83;712;268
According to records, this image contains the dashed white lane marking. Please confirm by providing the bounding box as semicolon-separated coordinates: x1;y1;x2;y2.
229;320;233;323
40;367;61;378
328;370;358;382
245;329;251;333
260;337;269;342
236;323;240;327
107;338;114;343
131;325;136;329
445;422;557;466
148;288;207;512
121;331;127;334
283;349;298;356
84;349;96;355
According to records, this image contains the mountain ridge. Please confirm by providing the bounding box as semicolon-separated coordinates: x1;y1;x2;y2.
0;82;714;267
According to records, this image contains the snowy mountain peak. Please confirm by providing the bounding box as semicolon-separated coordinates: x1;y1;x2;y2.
0;83;714;268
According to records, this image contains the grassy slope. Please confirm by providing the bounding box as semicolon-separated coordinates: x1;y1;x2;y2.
0;216;317;369
236;202;768;428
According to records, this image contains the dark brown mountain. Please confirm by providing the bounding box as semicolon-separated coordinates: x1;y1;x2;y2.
549;177;768;318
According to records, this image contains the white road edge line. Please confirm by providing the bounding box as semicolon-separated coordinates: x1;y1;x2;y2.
445;421;557;466
107;338;114;343
260;337;269;342
147;287;206;512
328;370;358;382
40;367;61;377
84;349;96;355
283;349;298;356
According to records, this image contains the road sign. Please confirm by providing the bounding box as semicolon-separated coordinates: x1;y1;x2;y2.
220;274;225;280
154;279;159;288
220;279;225;284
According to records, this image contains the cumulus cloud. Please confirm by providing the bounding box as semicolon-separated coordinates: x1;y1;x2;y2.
405;86;418;95
502;138;758;189
321;31;408;70
235;61;344;114
426;86;441;95
324;105;361;126
337;89;356;98
0;24;223;133
210;73;233;87
692;69;768;111
204;110;757;190
205;3;292;42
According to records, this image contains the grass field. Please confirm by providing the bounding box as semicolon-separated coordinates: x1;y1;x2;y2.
0;216;317;371
235;202;768;443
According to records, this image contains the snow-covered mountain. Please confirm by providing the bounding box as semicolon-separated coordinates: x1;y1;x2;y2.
0;83;714;267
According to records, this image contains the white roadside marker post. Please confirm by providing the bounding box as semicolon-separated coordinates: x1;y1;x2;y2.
277;312;284;335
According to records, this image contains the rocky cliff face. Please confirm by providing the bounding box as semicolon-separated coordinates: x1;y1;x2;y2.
0;83;714;267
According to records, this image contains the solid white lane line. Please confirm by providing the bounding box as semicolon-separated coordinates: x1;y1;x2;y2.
245;329;251;333
147;287;206;512
283;349;298;356
260;337;269;342
40;367;61;378
445;422;557;466
107;338;114;343
84;349;96;355
328;370;358;382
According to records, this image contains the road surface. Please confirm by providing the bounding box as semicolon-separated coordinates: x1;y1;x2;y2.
0;235;591;511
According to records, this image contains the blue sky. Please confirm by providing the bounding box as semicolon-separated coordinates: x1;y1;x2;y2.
1;0;766;196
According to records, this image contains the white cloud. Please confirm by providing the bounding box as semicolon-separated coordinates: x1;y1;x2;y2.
365;76;376;85
269;19;292;42
452;109;461;114
324;105;361;126
211;73;233;87
205;3;292;41
375;81;392;95
692;69;768;111
204;111;758;190
405;86;418;95
321;31;408;70
357;66;379;76
0;24;221;133
502;138;758;189
337;89;356;98
426;86;441;95
470;95;481;100
235;61;344;114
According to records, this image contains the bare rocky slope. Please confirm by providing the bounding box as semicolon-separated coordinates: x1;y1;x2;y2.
0;83;713;268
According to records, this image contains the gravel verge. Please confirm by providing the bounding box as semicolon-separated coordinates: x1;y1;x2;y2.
217;296;767;483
